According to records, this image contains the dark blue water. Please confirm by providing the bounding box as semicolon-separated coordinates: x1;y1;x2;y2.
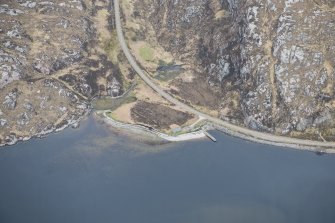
0;117;335;223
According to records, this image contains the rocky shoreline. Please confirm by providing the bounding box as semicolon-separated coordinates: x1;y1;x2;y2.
211;123;335;154
100;107;335;153
0;107;91;147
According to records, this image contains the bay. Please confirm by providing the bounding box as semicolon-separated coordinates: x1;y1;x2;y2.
0;116;334;223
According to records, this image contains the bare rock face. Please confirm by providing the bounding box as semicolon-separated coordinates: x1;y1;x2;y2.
0;0;124;146
133;0;335;140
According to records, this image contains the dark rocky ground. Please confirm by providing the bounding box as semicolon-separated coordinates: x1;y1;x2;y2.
131;0;335;140
131;101;194;130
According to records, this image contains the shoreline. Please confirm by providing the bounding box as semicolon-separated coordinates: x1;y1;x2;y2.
1;109;335;154
0;109;91;148
100;109;335;154
210;123;335;154
97;110;207;142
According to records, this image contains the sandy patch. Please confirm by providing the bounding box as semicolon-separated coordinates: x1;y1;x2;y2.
134;82;168;104
112;102;137;123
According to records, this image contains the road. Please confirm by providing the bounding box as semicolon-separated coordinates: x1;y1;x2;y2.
113;0;335;151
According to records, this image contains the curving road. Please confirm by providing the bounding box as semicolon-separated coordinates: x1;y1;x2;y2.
113;0;335;151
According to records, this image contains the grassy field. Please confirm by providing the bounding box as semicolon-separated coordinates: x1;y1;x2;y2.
92;94;137;111
139;45;154;61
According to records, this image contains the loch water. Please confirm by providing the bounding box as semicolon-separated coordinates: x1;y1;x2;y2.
0;117;335;223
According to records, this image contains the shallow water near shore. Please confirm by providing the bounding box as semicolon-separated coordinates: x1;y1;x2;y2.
0;116;335;223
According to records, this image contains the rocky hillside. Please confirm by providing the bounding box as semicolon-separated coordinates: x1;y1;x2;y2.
0;0;124;145
131;0;335;140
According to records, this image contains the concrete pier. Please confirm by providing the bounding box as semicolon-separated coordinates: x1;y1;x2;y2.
204;131;217;142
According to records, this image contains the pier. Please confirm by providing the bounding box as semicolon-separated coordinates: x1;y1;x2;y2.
204;131;217;142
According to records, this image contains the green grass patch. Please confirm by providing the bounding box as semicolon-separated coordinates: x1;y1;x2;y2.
92;95;137;111
169;127;202;136
193;120;207;129
105;111;119;120
139;46;154;61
